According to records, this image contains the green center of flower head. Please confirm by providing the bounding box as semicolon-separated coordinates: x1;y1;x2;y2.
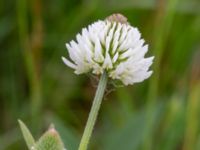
62;13;154;85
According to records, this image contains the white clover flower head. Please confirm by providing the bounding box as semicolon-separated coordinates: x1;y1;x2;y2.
62;14;154;85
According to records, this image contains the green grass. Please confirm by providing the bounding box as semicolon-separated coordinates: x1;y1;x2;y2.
0;0;200;149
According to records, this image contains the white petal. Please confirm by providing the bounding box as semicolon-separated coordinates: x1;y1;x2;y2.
103;53;113;69
105;34;112;52
112;52;119;63
119;25;128;44
62;57;77;69
94;37;104;62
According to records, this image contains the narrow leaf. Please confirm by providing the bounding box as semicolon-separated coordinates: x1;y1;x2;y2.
18;119;35;149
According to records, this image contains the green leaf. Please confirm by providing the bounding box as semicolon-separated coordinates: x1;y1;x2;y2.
50;115;79;150
18;120;35;149
34;125;65;150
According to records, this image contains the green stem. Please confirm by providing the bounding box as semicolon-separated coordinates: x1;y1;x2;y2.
78;71;108;150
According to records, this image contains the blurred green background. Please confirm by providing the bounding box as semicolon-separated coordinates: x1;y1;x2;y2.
0;0;200;149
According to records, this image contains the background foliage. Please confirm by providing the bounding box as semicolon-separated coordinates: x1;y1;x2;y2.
0;0;200;149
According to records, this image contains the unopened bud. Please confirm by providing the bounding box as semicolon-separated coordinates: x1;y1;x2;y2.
106;13;129;24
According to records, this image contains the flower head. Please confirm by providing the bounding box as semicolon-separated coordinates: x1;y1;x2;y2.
62;14;154;85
